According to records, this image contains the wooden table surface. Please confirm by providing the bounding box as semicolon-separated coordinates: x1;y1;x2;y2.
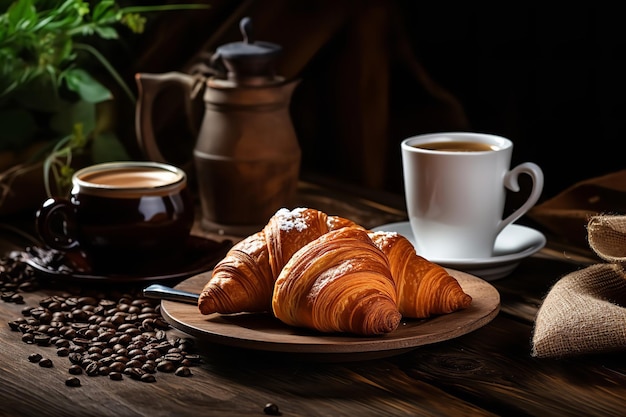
1;181;624;417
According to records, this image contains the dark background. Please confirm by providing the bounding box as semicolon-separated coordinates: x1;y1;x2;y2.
120;1;626;203
400;3;626;201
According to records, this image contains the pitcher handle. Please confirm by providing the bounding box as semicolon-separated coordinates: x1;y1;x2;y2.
135;72;204;163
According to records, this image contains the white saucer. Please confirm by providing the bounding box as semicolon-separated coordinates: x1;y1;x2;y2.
371;222;546;281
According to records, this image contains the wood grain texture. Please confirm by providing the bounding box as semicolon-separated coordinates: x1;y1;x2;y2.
2;254;626;416
3;183;626;416
161;269;500;359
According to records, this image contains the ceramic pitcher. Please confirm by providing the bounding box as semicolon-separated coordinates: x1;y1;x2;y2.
135;17;301;235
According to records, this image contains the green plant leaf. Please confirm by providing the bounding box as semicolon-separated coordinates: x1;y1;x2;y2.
93;25;118;40
0;0;209;161
63;67;112;103
5;0;36;34
92;0;117;21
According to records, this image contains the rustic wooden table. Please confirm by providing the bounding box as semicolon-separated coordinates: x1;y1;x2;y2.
1;181;624;417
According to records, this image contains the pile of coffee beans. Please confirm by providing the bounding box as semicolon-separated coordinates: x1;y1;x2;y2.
2;252;202;386
0;251;40;303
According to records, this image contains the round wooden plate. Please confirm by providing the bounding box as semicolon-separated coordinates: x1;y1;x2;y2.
161;269;500;361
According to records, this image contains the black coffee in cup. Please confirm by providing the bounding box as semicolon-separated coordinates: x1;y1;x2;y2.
36;162;194;272
412;141;499;152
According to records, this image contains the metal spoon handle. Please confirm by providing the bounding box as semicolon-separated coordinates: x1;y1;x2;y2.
143;284;199;305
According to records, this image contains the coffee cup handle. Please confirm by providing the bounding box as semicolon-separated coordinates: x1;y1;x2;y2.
497;162;544;235
36;197;81;251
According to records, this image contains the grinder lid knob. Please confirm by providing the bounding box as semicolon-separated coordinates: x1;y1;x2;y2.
212;17;282;85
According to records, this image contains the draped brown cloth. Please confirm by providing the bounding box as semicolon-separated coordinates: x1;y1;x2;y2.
123;0;469;194
532;215;626;358
528;170;626;250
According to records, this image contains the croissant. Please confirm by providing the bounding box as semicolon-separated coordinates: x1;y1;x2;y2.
272;227;401;336
197;231;272;315
198;207;360;315
368;231;472;318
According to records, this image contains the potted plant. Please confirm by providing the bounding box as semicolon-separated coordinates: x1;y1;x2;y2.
0;0;208;215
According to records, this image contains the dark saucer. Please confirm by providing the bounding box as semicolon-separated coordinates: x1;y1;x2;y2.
23;235;233;283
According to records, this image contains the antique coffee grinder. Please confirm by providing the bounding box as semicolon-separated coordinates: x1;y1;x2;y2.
136;17;301;235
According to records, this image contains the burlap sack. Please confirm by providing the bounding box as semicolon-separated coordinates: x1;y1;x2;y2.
531;215;626;358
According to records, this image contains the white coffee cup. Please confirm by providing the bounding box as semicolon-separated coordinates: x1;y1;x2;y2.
401;132;544;260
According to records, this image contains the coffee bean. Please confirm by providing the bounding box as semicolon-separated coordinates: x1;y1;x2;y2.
70;345;85;354
263;403;281;416
78;296;98;306
68;364;83;375
65;377;81;387
39;358;53;368
140;320;154;332
124;327;141;337
175;366;192;377
140;374;156;383
117;323;135;332
125;367;145;380
145;349;160;361
98;321;115;330
86;353;103;362
183;354;202;364
113;355;129;363
96;332;115;343
68;352;83;365
116;334;132;345
98;356;114;366
109;362;125;373
34;333;51;346
28;353;42;363
3;255;205;388
55;338;70;348
163;353;184;364
10;293;24;303
125;359;143;369
72;337;91;347
99;299;117;309
62;328;77;339
70;309;89;321
141;363;156;373
7;319;23;331
131;354;148;364
1;291;17;302
156;361;175;373
109;372;123;381
127;348;143;357
85;362;100;376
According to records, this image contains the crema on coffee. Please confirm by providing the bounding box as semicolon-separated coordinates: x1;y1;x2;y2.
412;141;499;152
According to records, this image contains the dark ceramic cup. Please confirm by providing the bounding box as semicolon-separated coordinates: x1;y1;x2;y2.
36;161;194;271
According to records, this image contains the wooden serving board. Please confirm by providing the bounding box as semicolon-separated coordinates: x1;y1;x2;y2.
160;269;500;361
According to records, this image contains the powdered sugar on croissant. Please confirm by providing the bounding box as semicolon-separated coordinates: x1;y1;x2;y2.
198;207;360;315
198;207;472;336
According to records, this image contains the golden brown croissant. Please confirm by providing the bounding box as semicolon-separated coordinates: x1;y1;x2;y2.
197;231;273;315
368;231;472;318
272;227;401;336
198;207;360;315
